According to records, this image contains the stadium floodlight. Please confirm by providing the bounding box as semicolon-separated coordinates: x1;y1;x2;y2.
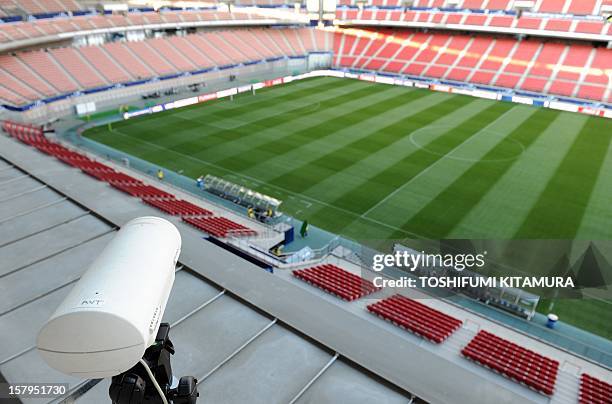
37;217;198;404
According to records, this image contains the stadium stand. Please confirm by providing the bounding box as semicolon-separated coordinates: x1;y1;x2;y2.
0;10;285;47
183;216;258;238
580;373;612;404
462;330;559;396
293;264;380;301
0;0;83;15
334;9;610;38
333;29;611;102
337;0;605;14
2;120;258;239
2;117;612;403
110;183;176;199
367;294;463;343
0;27;331;106
142;197;214;217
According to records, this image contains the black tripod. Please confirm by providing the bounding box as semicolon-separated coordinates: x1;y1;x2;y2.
109;323;198;404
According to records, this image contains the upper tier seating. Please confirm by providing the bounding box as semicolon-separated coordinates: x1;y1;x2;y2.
3;119;257;239
337;0;604;15
367;294;462;343
580;373;612;404
462;330;559;396
0;0;83;16
0;27;332;106
333;29;611;103
334;9;611;38
293;264;380;301
0;10;279;46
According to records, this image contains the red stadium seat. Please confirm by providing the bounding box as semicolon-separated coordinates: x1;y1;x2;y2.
367;295;462;343
293;264;380;301
462;331;559;396
183;216;257;238
142;198;213;217
580;373;612;404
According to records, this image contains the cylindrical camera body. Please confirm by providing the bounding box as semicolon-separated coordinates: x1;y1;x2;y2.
37;217;181;379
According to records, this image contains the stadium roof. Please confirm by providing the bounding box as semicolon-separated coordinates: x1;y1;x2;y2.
0;138;415;403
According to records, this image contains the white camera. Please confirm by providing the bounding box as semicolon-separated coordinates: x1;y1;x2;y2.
36;217;181;379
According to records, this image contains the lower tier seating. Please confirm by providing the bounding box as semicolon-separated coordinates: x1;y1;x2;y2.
293;264;380;301
1;120;43;137
0;27;332;106
110;183;174;199
367;294;462;343
142;197;213;217
333;29;611;103
183;216;257;238
3;120;259;239
580;373;612;404
84;171;141;185
462;330;559;395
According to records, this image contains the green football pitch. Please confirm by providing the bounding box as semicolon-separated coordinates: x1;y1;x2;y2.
84;76;612;338
84;76;612;240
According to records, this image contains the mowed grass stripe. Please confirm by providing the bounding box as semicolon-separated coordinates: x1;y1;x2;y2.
216;87;429;172
160;80;367;151
513;116;612;238
270;95;476;193
362;102;516;239
108;78;356;144
245;91;449;183
335;101;514;215
575;136;612;239
91;77;324;136
173;77;343;119
398;108;560;238
96;80;371;159
447;113;588;238
302;98;500;205
149;81;378;157
201;84;408;165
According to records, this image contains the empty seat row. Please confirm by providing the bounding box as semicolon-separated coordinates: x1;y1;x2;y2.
0;10;261;42
293;264;380;301
0;0;83;16
182;216;257;238
462;330;559;395
142;197;213;217
1;120;43;137
337;0;603;15
333;29;611;103
367;294;462;343
0;27;332;106
337;10;610;30
110;183;174;199
3;120;259;239
580;373;612;404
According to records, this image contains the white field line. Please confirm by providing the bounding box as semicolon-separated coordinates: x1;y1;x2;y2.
104;128;418;236
361;107;518;219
